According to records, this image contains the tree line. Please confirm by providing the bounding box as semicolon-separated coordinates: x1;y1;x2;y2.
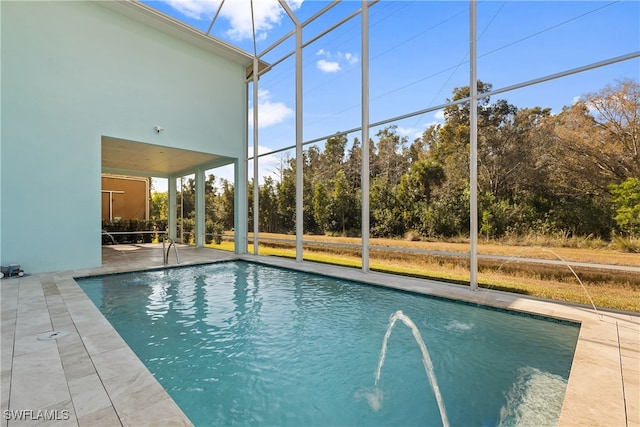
153;79;639;240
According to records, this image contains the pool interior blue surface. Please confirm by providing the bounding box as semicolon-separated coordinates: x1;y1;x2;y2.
78;261;580;426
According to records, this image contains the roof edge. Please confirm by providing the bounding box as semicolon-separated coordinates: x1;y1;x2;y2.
97;1;256;67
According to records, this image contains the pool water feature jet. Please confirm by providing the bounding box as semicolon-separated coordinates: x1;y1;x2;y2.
373;310;450;427
543;247;602;320
80;262;579;425
494;246;602;321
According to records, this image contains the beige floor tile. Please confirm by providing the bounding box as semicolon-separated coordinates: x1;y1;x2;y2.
49;314;75;333
12;333;58;358
14;311;52;337
1;369;11;415
80;329;128;356
2;247;637;427
59;352;98;383
77;406;121;427
10;348;70;412
6;400;76;427
118;397;192;427
90;346;147;381
67;374;112;419
102;368;184;422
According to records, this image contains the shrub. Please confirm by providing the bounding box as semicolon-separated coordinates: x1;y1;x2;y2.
613;235;640;253
102;219;168;244
205;219;224;244
405;230;422;241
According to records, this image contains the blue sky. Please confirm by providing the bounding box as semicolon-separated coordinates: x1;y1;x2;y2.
146;0;639;191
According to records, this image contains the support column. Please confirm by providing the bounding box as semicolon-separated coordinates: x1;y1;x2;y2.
361;0;370;273
469;0;479;290
168;176;177;241
235;159;248;254
250;0;260;256
295;23;303;262
195;168;205;247
252;57;260;255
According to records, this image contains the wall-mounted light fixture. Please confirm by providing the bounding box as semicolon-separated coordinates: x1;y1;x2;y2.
155;126;165;133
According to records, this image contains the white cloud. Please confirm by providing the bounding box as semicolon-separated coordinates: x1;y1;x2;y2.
248;144;274;158
315;49;358;73
163;0;218;20
434;110;445;121
248;89;294;128
162;0;303;42
396;126;422;141
222;0;280;41
317;59;341;73
248;145;289;184
344;52;359;65
396;119;444;141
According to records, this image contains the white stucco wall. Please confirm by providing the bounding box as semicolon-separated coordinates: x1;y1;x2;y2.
1;1;247;273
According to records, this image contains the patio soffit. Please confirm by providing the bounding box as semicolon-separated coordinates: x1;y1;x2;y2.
101;136;233;177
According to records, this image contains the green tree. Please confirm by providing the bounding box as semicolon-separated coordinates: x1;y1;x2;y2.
242;79;639;240
219;179;235;230
429;81;494;182
313;183;330;234
150;192;168;221
396;160;446;234
204;174;224;237
344;137;362;188
397;160;445;205
330;170;356;235
480;209;493;240
372;126;409;187
277;158;297;233
303;172;318;234
247;179;255;231
478;192;520;238
370;176;404;237
552;80;640;195
323;134;347;175
177;177;195;220
609;177;640;236
259;176;279;232
422;185;470;237
205;174;218;195
478;105;553;200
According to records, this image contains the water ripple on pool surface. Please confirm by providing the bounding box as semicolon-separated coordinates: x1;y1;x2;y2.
78;261;579;426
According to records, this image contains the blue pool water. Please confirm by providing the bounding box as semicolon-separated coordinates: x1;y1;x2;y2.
78;261;579;426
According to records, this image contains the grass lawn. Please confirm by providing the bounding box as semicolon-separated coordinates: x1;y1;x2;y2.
206;233;640;313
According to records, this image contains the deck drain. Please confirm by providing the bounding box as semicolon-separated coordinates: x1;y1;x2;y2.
37;330;69;341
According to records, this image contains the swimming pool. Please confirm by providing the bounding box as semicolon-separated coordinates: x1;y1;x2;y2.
78;261;580;426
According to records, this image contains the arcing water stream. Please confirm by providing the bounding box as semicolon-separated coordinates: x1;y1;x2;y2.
372;310;450;427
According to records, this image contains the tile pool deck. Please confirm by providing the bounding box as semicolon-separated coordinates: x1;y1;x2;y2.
1;244;638;426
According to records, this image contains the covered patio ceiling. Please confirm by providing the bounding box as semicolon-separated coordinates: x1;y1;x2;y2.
101;136;234;178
